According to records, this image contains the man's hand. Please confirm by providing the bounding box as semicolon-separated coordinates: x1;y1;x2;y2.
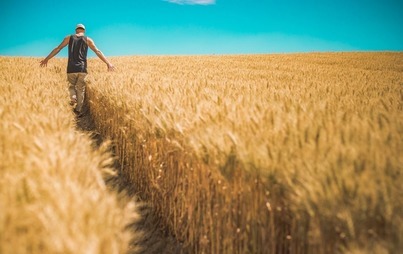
40;59;48;67
107;63;115;72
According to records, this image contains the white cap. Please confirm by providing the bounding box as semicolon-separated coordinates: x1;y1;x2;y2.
76;24;86;30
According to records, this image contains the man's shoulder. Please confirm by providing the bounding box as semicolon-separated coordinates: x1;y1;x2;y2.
86;36;95;45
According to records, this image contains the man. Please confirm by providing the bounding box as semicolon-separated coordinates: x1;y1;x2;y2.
40;24;114;116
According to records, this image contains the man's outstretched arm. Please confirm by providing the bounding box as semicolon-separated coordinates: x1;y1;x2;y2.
40;36;70;67
87;37;115;71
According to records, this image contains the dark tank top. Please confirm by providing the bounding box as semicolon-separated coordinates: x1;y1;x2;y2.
67;35;88;73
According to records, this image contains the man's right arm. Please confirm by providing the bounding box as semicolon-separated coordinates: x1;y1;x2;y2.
87;37;115;71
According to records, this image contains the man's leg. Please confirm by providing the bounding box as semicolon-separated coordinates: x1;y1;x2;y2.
75;73;87;113
67;73;78;105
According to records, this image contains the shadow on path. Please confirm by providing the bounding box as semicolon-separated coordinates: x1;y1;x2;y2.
75;100;183;254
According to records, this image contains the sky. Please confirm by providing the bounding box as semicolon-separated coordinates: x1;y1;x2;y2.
0;0;402;56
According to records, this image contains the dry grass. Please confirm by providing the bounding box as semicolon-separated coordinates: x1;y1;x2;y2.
2;52;401;253
85;52;402;253
0;57;140;254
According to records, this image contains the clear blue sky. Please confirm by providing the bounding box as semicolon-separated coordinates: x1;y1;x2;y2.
0;0;402;56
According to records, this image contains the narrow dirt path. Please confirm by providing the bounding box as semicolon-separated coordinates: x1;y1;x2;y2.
75;102;183;254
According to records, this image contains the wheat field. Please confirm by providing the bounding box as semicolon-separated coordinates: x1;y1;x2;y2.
0;57;141;254
1;53;402;253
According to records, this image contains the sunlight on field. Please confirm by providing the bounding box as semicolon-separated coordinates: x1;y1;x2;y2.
1;53;402;253
87;53;402;253
0;57;140;254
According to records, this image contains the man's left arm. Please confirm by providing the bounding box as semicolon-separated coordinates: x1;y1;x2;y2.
40;36;70;67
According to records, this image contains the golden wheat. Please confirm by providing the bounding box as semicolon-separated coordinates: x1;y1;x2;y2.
83;53;402;253
0;57;140;254
2;52;401;253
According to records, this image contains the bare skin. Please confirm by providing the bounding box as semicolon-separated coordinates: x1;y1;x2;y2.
40;28;115;71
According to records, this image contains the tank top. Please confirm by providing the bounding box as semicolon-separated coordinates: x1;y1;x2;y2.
67;35;88;73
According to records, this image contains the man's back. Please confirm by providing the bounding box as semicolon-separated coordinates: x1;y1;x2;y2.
67;34;88;73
